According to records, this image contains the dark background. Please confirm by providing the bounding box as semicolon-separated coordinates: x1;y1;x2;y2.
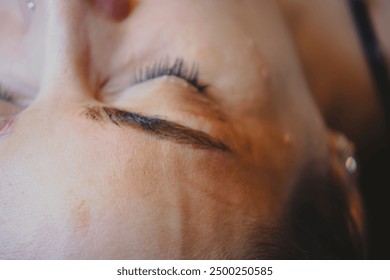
359;135;390;259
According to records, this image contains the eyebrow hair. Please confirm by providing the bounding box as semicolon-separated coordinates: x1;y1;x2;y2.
84;106;231;152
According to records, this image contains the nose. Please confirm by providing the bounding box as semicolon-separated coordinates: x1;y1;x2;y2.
39;0;94;102
94;0;135;21
37;0;113;103
38;0;136;103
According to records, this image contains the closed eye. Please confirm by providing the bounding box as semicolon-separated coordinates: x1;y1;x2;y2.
0;85;15;104
132;57;209;92
0;84;25;118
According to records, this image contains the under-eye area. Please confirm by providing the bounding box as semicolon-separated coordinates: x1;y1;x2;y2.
83;105;231;152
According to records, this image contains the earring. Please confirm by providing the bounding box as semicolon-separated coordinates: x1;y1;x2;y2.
335;133;358;175
27;0;35;11
345;155;357;174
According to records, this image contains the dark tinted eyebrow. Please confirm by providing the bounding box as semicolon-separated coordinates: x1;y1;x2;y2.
84;106;231;152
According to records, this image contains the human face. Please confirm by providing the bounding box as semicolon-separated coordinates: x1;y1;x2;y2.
0;0;329;259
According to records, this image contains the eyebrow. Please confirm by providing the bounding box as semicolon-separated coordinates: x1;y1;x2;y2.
84;106;231;152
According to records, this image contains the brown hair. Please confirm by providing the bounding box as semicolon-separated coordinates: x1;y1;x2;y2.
247;151;366;259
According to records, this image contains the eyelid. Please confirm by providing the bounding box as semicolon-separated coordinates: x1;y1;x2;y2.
132;57;209;92
0;85;16;104
0;95;23;118
0;83;31;119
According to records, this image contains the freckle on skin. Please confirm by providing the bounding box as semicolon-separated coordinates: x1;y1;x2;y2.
283;133;291;144
245;38;271;82
73;200;90;231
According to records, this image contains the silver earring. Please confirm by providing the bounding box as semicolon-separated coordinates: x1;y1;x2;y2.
345;156;357;174
335;133;357;175
27;0;35;11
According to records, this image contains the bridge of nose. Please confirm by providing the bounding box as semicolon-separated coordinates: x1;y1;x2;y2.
37;0;136;101
38;1;95;99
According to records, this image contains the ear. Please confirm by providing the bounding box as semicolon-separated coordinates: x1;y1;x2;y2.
274;129;367;259
248;130;367;259
327;129;365;241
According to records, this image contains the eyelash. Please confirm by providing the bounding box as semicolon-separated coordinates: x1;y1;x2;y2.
0;85;14;103
0;59;208;101
132;58;209;92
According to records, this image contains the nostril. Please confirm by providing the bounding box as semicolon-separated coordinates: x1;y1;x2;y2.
94;0;138;22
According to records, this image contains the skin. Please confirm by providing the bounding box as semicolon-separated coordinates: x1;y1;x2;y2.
0;0;361;259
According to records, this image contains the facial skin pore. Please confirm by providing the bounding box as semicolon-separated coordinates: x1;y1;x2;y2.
0;0;355;259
